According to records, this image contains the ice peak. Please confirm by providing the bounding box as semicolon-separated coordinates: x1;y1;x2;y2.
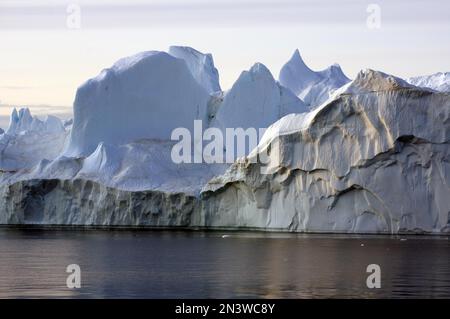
281;49;318;82
357;69;412;88
7;107;33;135
335;69;414;96
249;62;273;76
233;62;275;86
168;45;221;93
5;107;65;136
10;108;18;121
320;63;349;80
279;50;351;107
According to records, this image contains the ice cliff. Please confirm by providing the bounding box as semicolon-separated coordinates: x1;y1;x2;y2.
202;70;450;233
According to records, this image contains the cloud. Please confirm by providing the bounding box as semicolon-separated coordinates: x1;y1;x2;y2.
2;0;448;30
0;86;35;90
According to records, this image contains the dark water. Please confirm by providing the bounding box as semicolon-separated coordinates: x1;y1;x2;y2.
0;228;449;298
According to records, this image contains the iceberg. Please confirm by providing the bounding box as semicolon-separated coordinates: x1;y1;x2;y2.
0;108;69;172
407;72;450;92
0;47;449;234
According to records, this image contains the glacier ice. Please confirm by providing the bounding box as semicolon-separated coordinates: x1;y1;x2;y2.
279;49;350;108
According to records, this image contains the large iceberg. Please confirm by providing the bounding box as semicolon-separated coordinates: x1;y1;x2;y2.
279;49;350;108
0;47;449;234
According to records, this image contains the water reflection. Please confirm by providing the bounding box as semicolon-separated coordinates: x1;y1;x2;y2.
0;228;449;298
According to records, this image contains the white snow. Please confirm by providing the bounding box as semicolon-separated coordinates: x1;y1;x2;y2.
407;72;450;92
168;46;221;93
279;49;350;108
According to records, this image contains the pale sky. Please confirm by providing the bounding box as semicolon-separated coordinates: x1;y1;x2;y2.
0;0;449;128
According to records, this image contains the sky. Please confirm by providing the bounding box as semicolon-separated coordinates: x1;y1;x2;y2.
0;0;449;128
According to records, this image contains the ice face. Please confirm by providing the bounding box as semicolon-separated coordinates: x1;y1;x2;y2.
64;51;211;157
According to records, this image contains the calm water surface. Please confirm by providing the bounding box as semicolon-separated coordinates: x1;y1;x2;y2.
0;228;449;298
